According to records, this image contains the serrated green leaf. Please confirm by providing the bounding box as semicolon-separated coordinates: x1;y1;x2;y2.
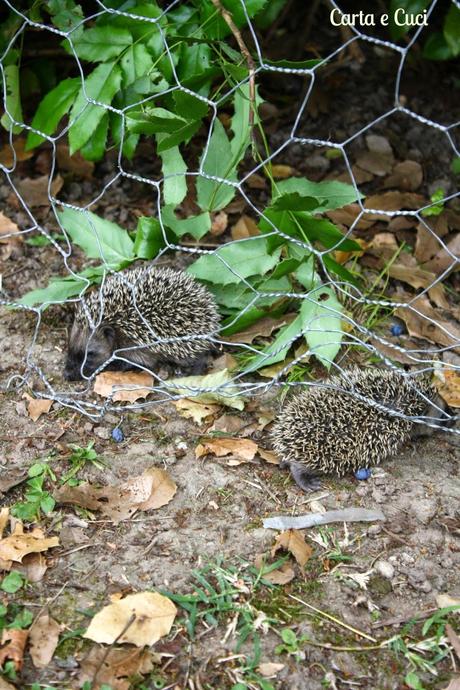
274;177;362;210
72;26;133;62
161;206;211;239
178;42;212;80
188;237;281;285
173;90;209;120
121;43;154;88
18;267;106;307
133;217;167;259
156;119;201;151
26;78;80;150
197;119;238;211
157;134;187;206
80;112;109;161
1;64;23;134
69;62;122;153
58;208;134;266
127;107;187;135
300;287;343;367
230;83;252;162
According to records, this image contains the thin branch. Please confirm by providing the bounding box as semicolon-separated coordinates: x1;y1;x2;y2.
210;0;256;134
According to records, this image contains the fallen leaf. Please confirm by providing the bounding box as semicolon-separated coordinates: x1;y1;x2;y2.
22;393;53;422
19;552;48;582
257;448;280;465
0;628;28;671
57;143;94;179
29;612;62;668
0;677;16;690
231;215;260;240
0;468;28;495
258;662;285;677
271;164;296;179
78;646;154;690
434;369;460;408
446;624;460;661
395;295;460;351
423;232;460;276
167;369;245;411
364;191;425;219
173;398;220;425
415;215;449;263
195;437;258;462
334;237;367;265
0;211;22;260
443;678;460;690
226;313;297;344
254;554;295;585
54;466;176;523
384;160;423;191
387;263;449;309
16;174;63;207
356;151;393;176
0;509;8;538
0;524;59;563
271;529;312;568
436;594;460;609
336;165;374;184
207;414;247;435
94;371;154;403
326;204;374;230
210;211;228;236
0;138;34;166
246;173;267;189
84;592;177;646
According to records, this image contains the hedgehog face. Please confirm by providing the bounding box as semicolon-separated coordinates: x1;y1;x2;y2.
64;321;116;380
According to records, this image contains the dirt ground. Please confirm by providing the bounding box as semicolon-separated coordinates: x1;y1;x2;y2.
1;9;460;690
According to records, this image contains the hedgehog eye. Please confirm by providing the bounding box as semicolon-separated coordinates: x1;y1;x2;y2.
102;326;115;340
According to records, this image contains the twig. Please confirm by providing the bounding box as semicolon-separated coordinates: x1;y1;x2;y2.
373;608;439;629
288;594;377;642
93;612;137;685
210;0;256;134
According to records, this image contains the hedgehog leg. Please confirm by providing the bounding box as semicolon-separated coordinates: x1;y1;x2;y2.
280;461;322;492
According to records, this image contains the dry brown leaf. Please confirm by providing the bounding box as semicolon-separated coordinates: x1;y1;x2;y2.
384;160;423;191
94;371;154;402
78;646;154;690
258;662;285;678
446;624;460;661
84;592;177;646
19;552;48;582
231;215;260;240
271;529;312;568
443;678;460;690
334;237;368;265
395;295;460;351
364;191;425;219
0;211;23;260
0;678;16;690
226;313;297;344
0;509;8;538
16;174;63;207
54;466;176;522
22;393;53;422
326;204;374;230
0;468;28;495
246;173;267;189
415;215;449;263
356;151;393;176
0;628;28;671
257;448;280;465
210;211;228;236
173;398;220;425
0;138;34;167
335;165;374;185
29;612;62;669
271;164;296;179
195;437;258;461
56;143;94;179
388;263;449;309
0;524;59;563
434;369;460;408
423;233;460;276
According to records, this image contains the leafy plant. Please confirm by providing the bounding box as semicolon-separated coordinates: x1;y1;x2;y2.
11;462;56;521
61;442;105;485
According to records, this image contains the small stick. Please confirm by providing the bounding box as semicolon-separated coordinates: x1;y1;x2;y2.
210;0;256;133
93;612;137;685
288;594;377;642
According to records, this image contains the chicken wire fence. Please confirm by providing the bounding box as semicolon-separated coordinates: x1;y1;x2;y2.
0;0;460;430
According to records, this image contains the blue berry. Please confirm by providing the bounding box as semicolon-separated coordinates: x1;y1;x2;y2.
355;468;371;481
390;323;404;337
111;427;124;443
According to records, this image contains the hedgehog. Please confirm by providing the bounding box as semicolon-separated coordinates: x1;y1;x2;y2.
64;265;220;380
271;367;452;491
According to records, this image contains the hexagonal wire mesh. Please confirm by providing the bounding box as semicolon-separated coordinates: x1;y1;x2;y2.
0;0;459;437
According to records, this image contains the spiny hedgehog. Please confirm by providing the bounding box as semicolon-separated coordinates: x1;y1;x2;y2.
271;367;452;491
64;265;220;380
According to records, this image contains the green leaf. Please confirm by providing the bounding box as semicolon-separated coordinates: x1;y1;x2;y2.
156;120;201;152
389;0;430;39
197;119;238;211
274;177;362;211
1;64;23;134
300;287;343;367
161;206;211;240
18;274;96;307
69;62;122;153
188;237;281;285
127;107;187;135
173;90;209;120
72;26;133;62
295;256;319;290
58;208;134;266
247;315;304;370
133;217;166;260
178;42;212;80
404;672;424;690
9;608;33;629
1;571;24;594
271;192;323;212
453;157;460;175
121;43;154;88
79;112;109;161
199;0;268;39
28;463;47;477
157;134;187;206
323;254;360;287
167;369;245;410
40;494;56;514
423;32;452;60
26;78;80;150
263;57;322;69
444;4;460;57
230;83;252;162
